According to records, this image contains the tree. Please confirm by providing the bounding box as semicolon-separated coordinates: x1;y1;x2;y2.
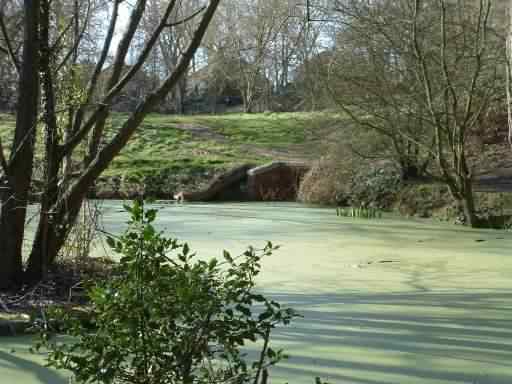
157;0;204;113
328;0;506;227
0;0;222;288
205;0;294;112
291;0;341;111
0;0;41;287
0;1;21;112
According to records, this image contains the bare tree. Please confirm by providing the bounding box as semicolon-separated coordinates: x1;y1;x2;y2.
156;0;204;113
204;0;293;112
0;0;221;287
329;0;506;227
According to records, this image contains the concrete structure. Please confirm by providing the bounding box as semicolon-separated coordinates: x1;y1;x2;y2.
175;162;310;202
247;162;310;201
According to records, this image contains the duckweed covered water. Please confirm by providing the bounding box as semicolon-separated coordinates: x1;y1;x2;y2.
2;202;512;384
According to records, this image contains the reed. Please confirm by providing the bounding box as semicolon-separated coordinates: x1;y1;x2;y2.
336;205;383;219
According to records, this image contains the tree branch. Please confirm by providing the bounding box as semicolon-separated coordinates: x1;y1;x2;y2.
165;6;206;27
60;0;179;158
83;0;149;162
69;0;121;139
51;0;222;247
50;15;75;53
0;10;19;73
55;1;91;72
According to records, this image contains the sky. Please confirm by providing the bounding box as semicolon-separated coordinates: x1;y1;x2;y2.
109;3;131;53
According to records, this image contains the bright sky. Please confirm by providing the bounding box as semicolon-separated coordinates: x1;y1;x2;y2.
107;2;208;69
109;3;131;54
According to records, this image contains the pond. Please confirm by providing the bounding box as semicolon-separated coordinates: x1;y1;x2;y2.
2;202;512;384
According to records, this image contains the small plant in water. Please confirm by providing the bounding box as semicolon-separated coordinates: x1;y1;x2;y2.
36;200;299;384
336;205;383;219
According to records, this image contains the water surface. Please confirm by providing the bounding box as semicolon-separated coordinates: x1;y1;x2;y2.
2;202;512;384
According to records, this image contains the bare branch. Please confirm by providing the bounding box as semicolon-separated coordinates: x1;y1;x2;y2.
69;0;121;139
50;15;76;53
55;0;92;72
165;6;206;27
0;10;19;73
53;0;222;241
61;0;179;158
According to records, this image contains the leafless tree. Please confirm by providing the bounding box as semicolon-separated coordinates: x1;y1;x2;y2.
0;0;221;287
329;0;506;227
204;0;298;112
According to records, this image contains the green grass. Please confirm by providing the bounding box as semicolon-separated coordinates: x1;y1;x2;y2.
0;313;30;322
0;113;15;147
0;112;342;187
182;112;339;146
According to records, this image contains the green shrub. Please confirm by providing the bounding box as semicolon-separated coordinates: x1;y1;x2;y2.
349;165;402;209
36;201;299;384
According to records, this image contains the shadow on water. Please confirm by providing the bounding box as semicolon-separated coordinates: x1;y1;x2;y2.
264;290;512;384
0;349;66;384
0;293;510;384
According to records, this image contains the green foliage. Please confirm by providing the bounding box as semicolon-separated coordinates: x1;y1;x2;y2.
188;112;335;148
35;200;299;384
348;165;402;209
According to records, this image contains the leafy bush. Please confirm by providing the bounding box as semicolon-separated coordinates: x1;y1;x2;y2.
396;184;453;219
349;165;402;209
36;201;299;384
298;153;401;209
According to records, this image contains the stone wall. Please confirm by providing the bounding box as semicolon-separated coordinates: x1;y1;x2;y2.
247;162;309;201
174;162;310;202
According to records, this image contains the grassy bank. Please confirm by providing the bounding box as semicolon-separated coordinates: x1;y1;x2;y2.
105;112;336;178
2;111;510;221
0;112;341;197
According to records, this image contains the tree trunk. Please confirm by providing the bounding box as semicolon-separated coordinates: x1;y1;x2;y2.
25;0;60;282
28;0;222;265
86;0;148;165
507;0;512;148
243;90;254;113
62;0;81;185
461;178;478;228
0;0;40;289
0;195;25;288
449;174;478;228
461;196;478;227
172;77;186;114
